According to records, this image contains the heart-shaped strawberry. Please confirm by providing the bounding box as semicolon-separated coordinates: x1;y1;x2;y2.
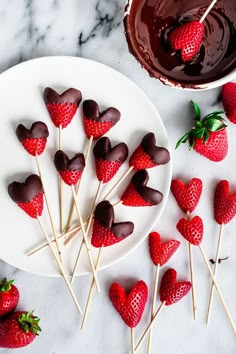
54;150;85;186
160;268;191;306
83;100;120;139
149;232;180;266
93;137;128;183
16;121;49;156
44;87;82;129
171;178;203;213
214;180;236;225
8;175;44;218
109;280;148;327
129;133;170;170
169;21;204;62
91;201;134;247
121;170;163;207
176;216;203;246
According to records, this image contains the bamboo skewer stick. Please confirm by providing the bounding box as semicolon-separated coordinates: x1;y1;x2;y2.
102;166;133;200
131;328;135;354
58;125;64;234
200;0;218;23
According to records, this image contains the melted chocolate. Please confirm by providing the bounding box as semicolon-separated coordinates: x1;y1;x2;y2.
54;150;85;172
43;87;82;105
141;133;170;165
93;137;128;162
83;100;121;123
124;0;236;88
16;122;49;142
130;170;163;205
94;201;134;237
8;174;43;203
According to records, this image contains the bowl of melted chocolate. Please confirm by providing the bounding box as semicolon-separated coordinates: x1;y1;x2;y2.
124;0;236;89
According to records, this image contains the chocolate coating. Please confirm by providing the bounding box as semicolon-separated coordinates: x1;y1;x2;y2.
83;100;121;124
8;174;43;203
141;133;170;165
131;170;163;205
16;121;49;142
94;201;134;237
43;87;82;105
124;0;236;88
54;150;85;172
93;137;128;162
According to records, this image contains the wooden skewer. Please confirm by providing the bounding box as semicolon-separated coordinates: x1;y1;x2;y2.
135;302;166;352
36;217;82;314
102;166;134;200
59;124;64;234
65;136;94;232
200;0;218;23
198;244;236;335
206;223;224;324
35;154;62;262
131;328;135;354
70;181;103;283
186;211;197;320
71;185;100;292
147;264;160;354
70;239;84;283
81;247;103;330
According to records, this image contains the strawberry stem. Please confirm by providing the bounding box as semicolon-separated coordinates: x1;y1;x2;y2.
0;277;14;292
18;312;41;335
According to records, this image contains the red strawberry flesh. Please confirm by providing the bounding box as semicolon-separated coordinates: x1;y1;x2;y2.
222;82;236;124
0;278;19;317
176;215;203;246
171;178;203;213
214;180;236;225
149;232;180;266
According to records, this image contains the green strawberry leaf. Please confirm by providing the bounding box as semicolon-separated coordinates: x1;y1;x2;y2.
194;128;205;139
204;117;227;132
203;130;210;143
175;131;190;148
204;111;225;119
191;101;201;120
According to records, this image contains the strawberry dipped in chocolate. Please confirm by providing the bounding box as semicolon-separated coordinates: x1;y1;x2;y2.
83;99;120;139
16;122;49;156
8;175;44;219
43;87;82;129
93;137;128;183
54;150;85;186
121;170;163;207
91;201;134;248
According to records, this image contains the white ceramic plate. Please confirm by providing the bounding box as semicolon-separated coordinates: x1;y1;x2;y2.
0;56;171;276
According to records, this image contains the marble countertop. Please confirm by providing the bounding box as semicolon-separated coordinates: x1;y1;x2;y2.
1;0;236;353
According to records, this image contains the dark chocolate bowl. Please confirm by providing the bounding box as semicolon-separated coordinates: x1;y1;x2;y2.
124;0;236;89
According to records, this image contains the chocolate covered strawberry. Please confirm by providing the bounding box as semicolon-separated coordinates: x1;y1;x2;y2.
160;268;191;305
93;137;128;183
176;215;203;246
129;133;170;170
149;232;180;266
0;311;41;349
44;87;82;128
214;180;236;225
176;101;227;162
121;170;163;207
169;21;204;62
0;278;19;317
222;82;236;124
8;175;44;218
91;201;134;247
171;178;203;213
83;99;120;139
16;122;49;156
109;280;148;328
54;150;85;185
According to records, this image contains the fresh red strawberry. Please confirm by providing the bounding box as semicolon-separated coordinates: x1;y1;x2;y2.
54;150;85;186
171;178;203;213
222;82;236;124
83;100;120;139
176;101;228;162
16;122;49;156
0;311;41;348
44;87;82;129
109;280;148;328
160;268;191;306
121;170;163;207
8;175;44;219
214;180;236;225
149;232;180;266
91;201;134;247
169;21;204;62
0;278;19;317
176;215;203;246
93;137;128;183
129;133;170;170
